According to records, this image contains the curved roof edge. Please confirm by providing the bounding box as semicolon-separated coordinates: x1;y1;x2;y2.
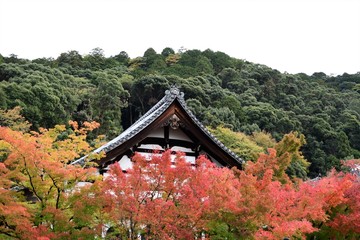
72;86;244;167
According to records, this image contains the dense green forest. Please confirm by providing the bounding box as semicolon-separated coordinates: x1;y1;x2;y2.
0;48;359;177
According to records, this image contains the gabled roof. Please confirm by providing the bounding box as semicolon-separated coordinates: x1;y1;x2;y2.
73;86;244;168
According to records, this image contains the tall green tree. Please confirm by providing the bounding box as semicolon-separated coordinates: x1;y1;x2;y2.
91;73;129;138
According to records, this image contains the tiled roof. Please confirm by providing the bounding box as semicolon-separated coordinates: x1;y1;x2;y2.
72;86;244;166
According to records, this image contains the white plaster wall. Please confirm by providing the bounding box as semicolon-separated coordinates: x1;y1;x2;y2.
171;146;193;153
169;128;192;142
147;127;164;138
118;155;133;170
138;144;164;151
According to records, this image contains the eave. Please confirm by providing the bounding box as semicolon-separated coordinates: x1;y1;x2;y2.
72;86;244;169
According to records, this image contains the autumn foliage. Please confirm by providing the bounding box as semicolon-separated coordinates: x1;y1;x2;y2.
0;122;101;239
0;124;359;239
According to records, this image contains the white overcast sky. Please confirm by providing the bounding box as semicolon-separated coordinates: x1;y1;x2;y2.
0;0;359;75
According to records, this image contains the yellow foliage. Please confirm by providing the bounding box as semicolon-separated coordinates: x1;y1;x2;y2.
0;106;31;132
275;132;310;180
250;131;276;150
165;53;181;65
209;126;264;162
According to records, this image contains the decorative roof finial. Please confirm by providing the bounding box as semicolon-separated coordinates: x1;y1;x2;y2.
165;85;184;101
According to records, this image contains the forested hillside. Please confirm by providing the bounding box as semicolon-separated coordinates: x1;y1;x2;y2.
0;48;359;177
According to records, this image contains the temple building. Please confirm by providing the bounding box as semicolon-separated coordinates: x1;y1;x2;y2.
73;86;243;171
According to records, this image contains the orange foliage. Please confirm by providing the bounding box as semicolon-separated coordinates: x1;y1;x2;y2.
245;148;291;183
98;151;229;239
218;150;359;239
1;123;359;239
0;122;100;239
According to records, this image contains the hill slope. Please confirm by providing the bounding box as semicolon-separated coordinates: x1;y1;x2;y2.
0;48;359;177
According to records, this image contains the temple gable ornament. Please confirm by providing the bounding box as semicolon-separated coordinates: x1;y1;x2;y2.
73;86;243;171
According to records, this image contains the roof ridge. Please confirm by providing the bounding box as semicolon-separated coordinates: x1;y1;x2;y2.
135;85;183;122
176;95;244;165
72;85;243;167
